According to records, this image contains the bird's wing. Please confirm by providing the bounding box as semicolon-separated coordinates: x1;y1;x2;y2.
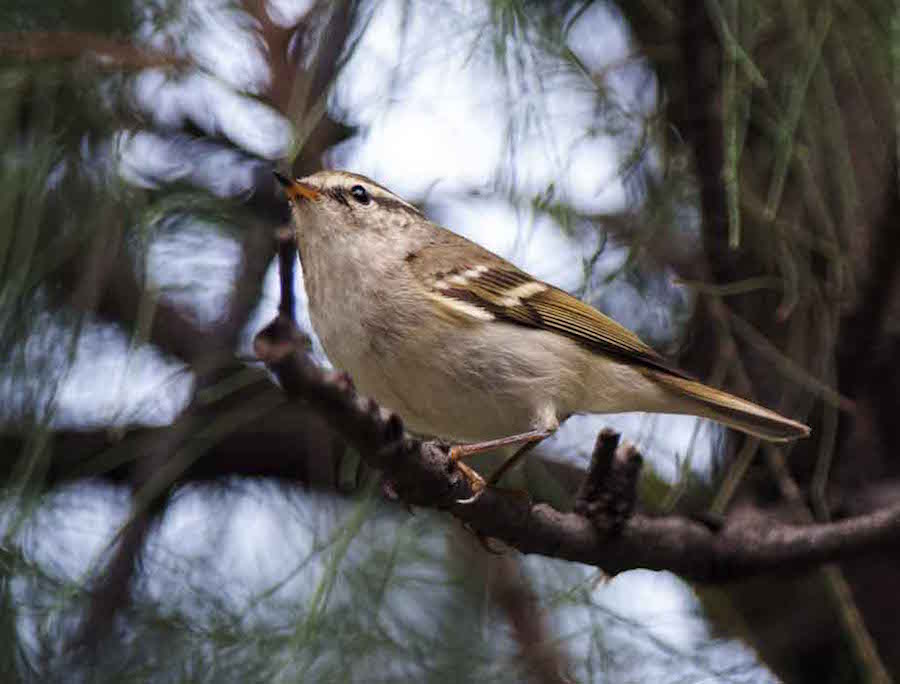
406;231;689;378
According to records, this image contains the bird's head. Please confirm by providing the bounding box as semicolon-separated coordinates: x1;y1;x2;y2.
274;170;424;241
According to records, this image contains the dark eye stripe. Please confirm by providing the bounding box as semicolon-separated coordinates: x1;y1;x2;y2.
328;187;350;206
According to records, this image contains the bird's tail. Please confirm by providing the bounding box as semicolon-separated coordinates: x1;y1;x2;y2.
650;372;810;442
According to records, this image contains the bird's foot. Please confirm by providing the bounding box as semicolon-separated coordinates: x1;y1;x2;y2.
448;451;487;504
448;429;554;505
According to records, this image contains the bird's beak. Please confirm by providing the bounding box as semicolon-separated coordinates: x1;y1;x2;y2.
273;171;321;202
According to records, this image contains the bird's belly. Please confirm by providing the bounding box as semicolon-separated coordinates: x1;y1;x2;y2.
331;343;537;441
376;361;539;442
314;314;579;442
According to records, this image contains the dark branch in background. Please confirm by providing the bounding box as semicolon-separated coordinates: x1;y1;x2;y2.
214;222;276;355
0;399;586;498
0;32;191;70
74;453;172;649
449;529;574;684
836;150;900;471
244;0;355;179
276;226;297;320
490;554;573;684
252;231;900;583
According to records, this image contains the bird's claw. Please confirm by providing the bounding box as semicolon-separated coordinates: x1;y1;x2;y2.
456;489;486;505
452;459;487;505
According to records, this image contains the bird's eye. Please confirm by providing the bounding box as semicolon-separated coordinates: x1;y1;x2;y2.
350;185;370;204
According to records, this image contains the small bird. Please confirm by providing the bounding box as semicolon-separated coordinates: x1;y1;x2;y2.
274;170;809;496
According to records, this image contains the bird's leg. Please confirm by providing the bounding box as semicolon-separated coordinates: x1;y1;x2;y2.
449;429;554;504
484;437;546;487
448;429;553;461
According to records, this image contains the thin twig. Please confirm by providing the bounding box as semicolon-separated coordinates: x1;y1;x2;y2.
0;31;190;70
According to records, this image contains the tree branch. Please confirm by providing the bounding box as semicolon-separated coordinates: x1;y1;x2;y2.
451;531;574;684
253;231;900;583
0;32;190;70
0;384;349;491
